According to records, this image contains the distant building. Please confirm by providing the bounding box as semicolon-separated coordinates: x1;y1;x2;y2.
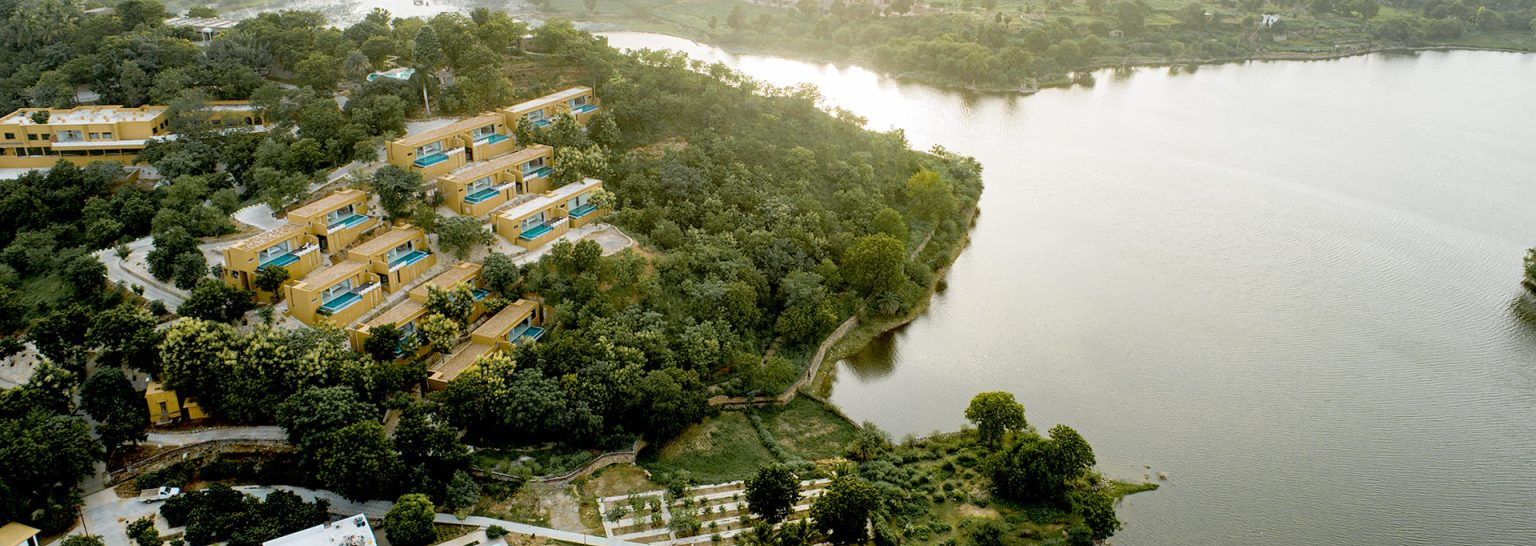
164;17;241;41
1260;14;1281;28
0;523;40;546
263;515;378;546
145;381;206;426
0;105;169;168
366;67;416;83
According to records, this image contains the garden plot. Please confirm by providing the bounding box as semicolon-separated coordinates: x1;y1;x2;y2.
595;478;833;546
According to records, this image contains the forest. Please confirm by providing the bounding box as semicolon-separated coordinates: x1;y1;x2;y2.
0;0;984;536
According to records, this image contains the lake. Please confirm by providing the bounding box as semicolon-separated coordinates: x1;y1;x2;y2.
600;32;1536;546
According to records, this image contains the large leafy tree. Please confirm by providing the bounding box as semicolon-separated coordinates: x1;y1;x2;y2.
0;409;103;532
394;402;471;494
745;464;800;524
383;493;437;546
87;305;162;373
316;421;402;501
841;234;907;297
1049;424;1096;475
432;216;493;260
275;386;377;451
965;391;1027;447
80;368;147;455
809;476;880;545
368;166;424;221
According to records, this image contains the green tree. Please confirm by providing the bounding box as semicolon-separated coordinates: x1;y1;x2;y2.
425;284;476;324
809;476;879;545
1049;424;1095;475
126;516;162;546
61;253;106;299
80;368;147;454
551;144;607;187
275;387;377;450
0;410;103;532
413;26;444;69
173;251;208;291
966;391;1028;447
989;437;1067;502
905;169;954;222
418;313;460;354
744;464;800;524
394;402;471;492
845;421;891;461
383;493;437;546
177;278;255;323
481;252;519;294
1074;490;1120;540
88;305;161;372
363;323;409;361
369;166;425;221
60;536;105;546
444;470;480;512
433;216;493;260
1065;525;1094;546
147;228;197;282
842;234;906;296
316;421;402;501
253;266;291;295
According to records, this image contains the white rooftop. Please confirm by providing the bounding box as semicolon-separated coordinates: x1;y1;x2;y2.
164;17;241;30
547;177;602;199
263;515;377;546
508;87;591;112
499;179;601;219
0;106;166;126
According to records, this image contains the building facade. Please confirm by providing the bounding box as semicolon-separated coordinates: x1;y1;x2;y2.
221;224;320;302
435;144;554;216
285;260;383;326
285;189;379;254
0;105;169;168
492;178;607;251
344;226;436;292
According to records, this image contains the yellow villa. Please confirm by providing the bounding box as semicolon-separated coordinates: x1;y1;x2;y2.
0;523;40;546
285;260;383;326
384;112;517;179
492;178;607;251
0;105;169;168
428;299;547;390
408;262;489;321
436;145;555;216
345;226;436;292
348;299;429;357
221;224;320;302
503;87;600;128
145;381;206;426
285;189;379;253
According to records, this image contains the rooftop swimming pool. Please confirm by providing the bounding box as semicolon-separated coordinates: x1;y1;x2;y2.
464;188;500;204
258;253;300;270
519;223;553;240
472;288;489;301
524;166;552;179
571;104;597;114
328;213;369;231
477;133;510;145
511;326;545;344
568;203;597;218
319;291;361;314
389;250;430;269
413;152;449;167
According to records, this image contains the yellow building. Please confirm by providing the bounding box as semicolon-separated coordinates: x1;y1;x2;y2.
145;381;206;426
0;522;40;546
492;178;607;251
503;87;600;128
286;189;379;254
203;100;267;130
345;226;436;292
408;262;489;320
0;105;169;168
428;299;546;390
285;260;383;326
436;145;555;216
221;224;321;302
348;299;429;357
384;112;517;179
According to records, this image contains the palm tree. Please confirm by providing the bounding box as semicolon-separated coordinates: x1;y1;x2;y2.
342;50;373;80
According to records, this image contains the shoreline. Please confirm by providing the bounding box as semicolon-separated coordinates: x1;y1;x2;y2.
589;23;1535;94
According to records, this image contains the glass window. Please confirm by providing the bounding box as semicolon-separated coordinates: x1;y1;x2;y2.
322;279;354;301
416;141;444;157
471;124;497;140
469;176;493;192
102;132;112;140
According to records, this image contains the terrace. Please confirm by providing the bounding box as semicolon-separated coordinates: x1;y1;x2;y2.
388;249;431;271
257;243;316;270
464;187;500;204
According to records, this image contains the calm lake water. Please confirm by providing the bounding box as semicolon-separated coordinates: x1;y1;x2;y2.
601;32;1536;546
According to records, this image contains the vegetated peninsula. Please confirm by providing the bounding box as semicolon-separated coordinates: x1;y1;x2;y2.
537;0;1536;90
0;4;1156;546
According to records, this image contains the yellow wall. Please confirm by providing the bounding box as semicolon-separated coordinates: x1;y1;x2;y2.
221;226;321;302
385;113;510;177
286;189;379;253
502;87;601;127
285;261;384;326
0;105;169;168
492;179;605;251
345;226;436;292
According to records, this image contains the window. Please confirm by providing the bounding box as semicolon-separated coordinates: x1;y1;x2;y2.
471;124;497;140
322;279;354;302
526;110;545;122
40;134;49;140
521;213;546;231
102;132;112;140
416;141;444;157
27;134;36;141
258;241;292;263
3;133;12;140
522;157;546;175
57;130;82;142
468;176;493;193
570;96;589;108
386;242;414;263
325;204;356;225
89;133;99;139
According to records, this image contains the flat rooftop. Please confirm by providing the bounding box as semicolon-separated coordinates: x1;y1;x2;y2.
263;514;376;546
433;342;495;383
349;227;421;257
363;299;425;330
547;177;602;199
506;87;592;113
443;145;551;181
393;113;504;148
294;260;367;291
475;299;537;338
164;17;241;30
411;263;481;299
0;523;40;546
0;105;167;126
288;190;365;219
232;224;307;251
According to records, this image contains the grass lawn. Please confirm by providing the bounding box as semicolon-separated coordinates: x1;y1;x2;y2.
640;411;775;483
474;444;602;478
759;397;858;461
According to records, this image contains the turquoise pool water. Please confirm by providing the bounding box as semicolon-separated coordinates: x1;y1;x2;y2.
512;326;545;343
524;166;552;179
259;253;299;270
389;250;429;269
479;133;510;144
472;288;489;301
519;224;553;240
465;188;499;204
319;291;361;314
414;152;449;167
569;203;597;218
328;214;368;230
572;104;596;114
532;119;551;128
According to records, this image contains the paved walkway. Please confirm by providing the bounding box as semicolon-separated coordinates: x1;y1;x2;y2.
144;426;286;446
95;236;187;307
435;515;643;546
